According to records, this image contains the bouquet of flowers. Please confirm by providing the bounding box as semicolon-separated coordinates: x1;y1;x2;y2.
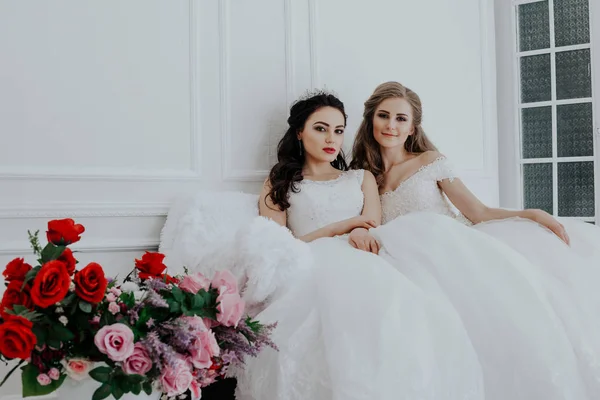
0;218;277;399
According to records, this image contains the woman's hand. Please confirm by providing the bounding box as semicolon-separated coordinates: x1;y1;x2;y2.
526;209;570;245
348;227;380;254
329;216;377;237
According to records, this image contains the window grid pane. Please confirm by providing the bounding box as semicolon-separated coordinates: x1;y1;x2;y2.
523;163;554;214
518;1;550;51
554;0;590;47
558;162;595;217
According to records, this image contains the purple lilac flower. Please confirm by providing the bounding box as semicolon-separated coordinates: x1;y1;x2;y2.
140;332;180;371
212;320;277;366
221;350;239;365
144;290;169;308
155;320;196;353
146;279;169;292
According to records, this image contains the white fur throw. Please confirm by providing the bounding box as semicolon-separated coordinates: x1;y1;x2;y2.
159;190;313;308
233;216;313;305
159;190;259;276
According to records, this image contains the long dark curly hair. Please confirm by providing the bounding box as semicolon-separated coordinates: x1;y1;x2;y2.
267;92;348;211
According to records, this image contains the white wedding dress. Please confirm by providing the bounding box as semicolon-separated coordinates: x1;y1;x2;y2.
235;170;485;400
377;156;600;398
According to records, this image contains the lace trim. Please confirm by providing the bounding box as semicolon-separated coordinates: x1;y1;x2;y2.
380;156;454;198
300;170;350;184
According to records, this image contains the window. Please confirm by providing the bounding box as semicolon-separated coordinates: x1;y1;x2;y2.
514;0;597;223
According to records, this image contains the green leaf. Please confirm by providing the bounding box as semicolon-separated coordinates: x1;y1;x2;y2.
92;383;112;400
89;366;112;384
61;292;77;307
49;321;75;342
181;303;189;315
119;379;133;394
46;338;62;349
126;374;145;384
191;294;205;310
101;311;117;327
41;244;66;263
79;301;93;313
112;382;124;399
131;382;142;395
23;266;41;285
27;229;43;257
120;292;135;308
172;286;185;302
167;298;181;313
142;381;152;396
21;364;66;397
12;305;29;315
32;324;47;346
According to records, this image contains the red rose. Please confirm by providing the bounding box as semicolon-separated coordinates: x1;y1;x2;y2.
0;315;37;359
3;258;32;282
135;252;168;280
46;218;85;245
74;262;107;304
58;248;77;275
1;280;33;316
30;261;71;308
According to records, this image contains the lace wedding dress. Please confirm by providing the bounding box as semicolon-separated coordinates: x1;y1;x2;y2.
376;156;600;398
235;170;484;400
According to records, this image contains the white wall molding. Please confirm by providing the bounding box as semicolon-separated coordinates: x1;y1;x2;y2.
221;0;294;182
0;202;170;219
0;0;202;182
474;0;500;203
308;0;319;89
0;238;159;256
188;0;202;178
0;166;202;181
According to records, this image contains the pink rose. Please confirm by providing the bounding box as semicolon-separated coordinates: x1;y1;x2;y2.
189;330;220;369
211;271;238;294
62;358;93;381
94;323;134;361
123;343;152;375
189;380;202;400
108;302;120;315
180;272;211;294
203;318;217;329
216;292;245;327
110;287;122;296
48;368;60;380
160;359;193;397
37;374;51;386
106;293;117;303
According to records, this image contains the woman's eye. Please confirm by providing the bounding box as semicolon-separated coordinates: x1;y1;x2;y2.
397;117;406;122
315;126;326;132
335;129;344;135
378;113;388;119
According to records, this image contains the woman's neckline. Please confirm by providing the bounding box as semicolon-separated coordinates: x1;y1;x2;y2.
301;170;348;183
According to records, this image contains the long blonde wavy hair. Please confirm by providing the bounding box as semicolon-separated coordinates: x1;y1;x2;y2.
350;81;437;185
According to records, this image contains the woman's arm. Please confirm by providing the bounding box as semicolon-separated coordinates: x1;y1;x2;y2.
439;177;570;245
258;179;376;243
348;170;382;253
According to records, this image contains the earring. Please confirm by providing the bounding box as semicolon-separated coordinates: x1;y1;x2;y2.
298;140;303;156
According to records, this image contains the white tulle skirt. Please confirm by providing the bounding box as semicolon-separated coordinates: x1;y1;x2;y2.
236;236;484;400
236;212;597;400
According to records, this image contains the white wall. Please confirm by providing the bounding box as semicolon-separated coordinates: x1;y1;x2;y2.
0;0;497;397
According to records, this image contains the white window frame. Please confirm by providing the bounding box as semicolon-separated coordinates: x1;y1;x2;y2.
497;0;599;223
